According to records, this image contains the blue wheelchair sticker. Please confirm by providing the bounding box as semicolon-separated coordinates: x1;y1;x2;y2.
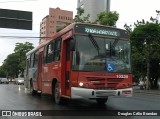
106;63;115;72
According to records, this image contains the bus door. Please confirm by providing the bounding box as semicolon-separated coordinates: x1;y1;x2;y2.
37;51;43;92
64;39;72;96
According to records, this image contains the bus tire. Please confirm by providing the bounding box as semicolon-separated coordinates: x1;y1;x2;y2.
30;80;36;95
37;92;42;97
54;81;64;105
96;98;108;105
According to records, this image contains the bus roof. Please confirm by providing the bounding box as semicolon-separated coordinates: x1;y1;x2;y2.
26;23;128;56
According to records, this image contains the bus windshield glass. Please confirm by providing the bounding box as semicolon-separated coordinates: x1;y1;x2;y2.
72;35;131;73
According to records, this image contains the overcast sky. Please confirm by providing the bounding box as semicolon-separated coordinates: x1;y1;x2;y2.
0;0;160;66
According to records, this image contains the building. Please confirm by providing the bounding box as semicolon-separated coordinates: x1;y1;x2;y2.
40;7;73;43
77;0;110;22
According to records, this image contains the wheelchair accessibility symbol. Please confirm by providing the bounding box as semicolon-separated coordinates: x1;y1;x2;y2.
107;63;115;72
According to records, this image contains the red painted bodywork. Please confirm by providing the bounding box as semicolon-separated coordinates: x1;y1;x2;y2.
31;23;132;98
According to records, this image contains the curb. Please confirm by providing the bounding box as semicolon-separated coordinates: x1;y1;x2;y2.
133;90;160;95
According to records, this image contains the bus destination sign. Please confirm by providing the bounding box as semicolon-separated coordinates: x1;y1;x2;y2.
85;27;119;36
74;24;129;39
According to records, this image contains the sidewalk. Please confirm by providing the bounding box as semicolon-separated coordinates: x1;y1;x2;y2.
133;86;160;95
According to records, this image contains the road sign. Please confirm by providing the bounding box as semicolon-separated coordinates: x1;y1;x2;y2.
0;9;32;30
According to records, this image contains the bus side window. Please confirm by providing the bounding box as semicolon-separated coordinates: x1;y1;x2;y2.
30;53;34;67
26;59;30;75
53;38;61;61
33;51;38;67
44;46;47;64
46;42;54;63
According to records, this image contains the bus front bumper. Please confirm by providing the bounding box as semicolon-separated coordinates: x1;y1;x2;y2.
71;87;132;99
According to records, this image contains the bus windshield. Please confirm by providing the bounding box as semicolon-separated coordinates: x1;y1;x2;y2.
72;35;131;73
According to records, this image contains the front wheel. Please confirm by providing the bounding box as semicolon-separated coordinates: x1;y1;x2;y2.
54;82;65;104
96;98;108;105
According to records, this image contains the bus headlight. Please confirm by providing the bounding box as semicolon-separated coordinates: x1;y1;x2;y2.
79;82;84;87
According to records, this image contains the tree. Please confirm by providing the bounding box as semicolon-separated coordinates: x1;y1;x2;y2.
0;66;6;77
124;23;132;34
131;21;160;89
2;53;20;78
96;11;119;26
74;7;90;23
14;42;34;77
1;42;34;78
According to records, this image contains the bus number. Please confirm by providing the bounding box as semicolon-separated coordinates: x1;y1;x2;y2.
116;75;128;78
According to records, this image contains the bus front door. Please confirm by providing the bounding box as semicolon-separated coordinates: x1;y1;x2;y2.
64;39;72;96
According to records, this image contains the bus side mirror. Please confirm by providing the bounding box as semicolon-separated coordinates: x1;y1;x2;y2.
70;39;75;51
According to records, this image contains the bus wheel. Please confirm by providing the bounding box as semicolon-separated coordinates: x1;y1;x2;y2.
96;98;108;105
37;92;42;97
54;82;64;104
30;80;36;95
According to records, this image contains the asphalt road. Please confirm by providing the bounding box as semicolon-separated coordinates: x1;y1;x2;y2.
0;84;160;119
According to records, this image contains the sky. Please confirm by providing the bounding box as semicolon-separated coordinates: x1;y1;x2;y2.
0;0;160;66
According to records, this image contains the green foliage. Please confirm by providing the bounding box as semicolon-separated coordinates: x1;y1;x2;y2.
3;53;20;78
131;20;160;88
0;42;34;78
74;7;90;23
97;11;119;26
74;8;119;26
0;65;6;77
124;24;132;34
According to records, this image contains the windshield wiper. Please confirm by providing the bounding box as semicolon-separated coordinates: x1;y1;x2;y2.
109;38;119;56
111;38;119;49
88;34;100;52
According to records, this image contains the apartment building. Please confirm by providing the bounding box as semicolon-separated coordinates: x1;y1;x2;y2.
40;7;73;43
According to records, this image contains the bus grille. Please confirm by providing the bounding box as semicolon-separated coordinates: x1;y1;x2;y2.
86;77;123;89
94;83;118;90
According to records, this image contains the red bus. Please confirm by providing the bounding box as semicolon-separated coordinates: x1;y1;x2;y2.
25;23;132;105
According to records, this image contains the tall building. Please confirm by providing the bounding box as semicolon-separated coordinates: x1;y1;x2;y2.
77;0;110;22
40;7;73;43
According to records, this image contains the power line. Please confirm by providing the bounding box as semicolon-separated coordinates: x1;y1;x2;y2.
1;35;160;40
0;36;51;39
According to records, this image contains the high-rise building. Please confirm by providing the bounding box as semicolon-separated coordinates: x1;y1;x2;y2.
40;7;73;43
77;0;110;22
